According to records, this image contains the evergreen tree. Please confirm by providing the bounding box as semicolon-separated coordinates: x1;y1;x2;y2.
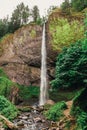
61;0;71;14
0;17;9;38
9;2;30;32
32;5;40;22
71;0;87;11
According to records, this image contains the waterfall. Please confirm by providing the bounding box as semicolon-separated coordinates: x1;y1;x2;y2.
39;23;48;106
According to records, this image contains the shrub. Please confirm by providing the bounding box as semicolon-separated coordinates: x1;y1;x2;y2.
51;39;87;89
49;18;84;51
44;101;67;121
71;88;87;130
0;96;18;121
0;77;14;97
18;85;40;101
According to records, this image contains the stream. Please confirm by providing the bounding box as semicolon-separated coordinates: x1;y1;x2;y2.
13;105;51;130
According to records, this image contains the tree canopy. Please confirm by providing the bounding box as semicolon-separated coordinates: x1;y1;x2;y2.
51;39;87;89
49;18;84;51
71;0;87;11
32;5;40;23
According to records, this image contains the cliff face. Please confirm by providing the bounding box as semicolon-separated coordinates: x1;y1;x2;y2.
0;24;57;86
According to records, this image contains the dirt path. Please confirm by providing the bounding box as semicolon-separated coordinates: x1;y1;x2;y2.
63;100;73;117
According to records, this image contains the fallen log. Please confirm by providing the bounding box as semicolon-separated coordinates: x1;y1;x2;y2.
0;114;18;130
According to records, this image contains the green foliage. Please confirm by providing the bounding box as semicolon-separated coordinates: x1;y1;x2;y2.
0;68;8;78
0;69;14;98
18;106;31;112
0;96;18;120
30;30;36;38
44;101;67;121
18;85;40;101
76;111;87;130
51;39;87;89
32;5;40;23
71;0;87;11
61;0;71;14
50;18;84;51
36;17;43;25
49;89;79;102
0;77;14;97
71;88;87;130
84;13;87;37
0;18;9;39
47;6;57;16
71;88;87;113
9;2;30;33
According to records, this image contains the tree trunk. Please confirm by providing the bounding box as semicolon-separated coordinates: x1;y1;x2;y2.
0;114;18;130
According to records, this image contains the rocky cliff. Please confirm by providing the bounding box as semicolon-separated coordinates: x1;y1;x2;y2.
0;24;57;86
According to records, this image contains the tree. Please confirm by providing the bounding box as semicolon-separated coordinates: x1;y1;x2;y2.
32;5;40;22
51;39;87;89
71;0;87;11
9;2;30;32
61;0;71;14
0;17;9;38
47;6;57;15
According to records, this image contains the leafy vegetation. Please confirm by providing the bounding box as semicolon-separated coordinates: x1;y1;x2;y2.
44;101;67;121
51;38;87;89
71;0;87;11
49;89;79;102
32;5;40;23
0;69;15;98
0;68;40;103
49;18;84;51
0;96;18;121
71;88;87;130
9;2;30;33
61;0;71;14
18;85;40;101
30;30;36;38
0;77;14;97
0;2;42;39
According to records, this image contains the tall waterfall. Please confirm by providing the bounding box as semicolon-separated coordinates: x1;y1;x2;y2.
39;23;48;106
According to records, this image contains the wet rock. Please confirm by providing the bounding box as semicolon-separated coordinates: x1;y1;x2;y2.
17;121;25;128
49;127;57;130
42;119;46;123
37;106;44;112
51;121;57;127
42;128;49;130
34;117;42;123
46;100;55;105
22;116;28;120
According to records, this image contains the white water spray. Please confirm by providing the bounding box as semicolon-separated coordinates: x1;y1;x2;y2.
39;23;48;106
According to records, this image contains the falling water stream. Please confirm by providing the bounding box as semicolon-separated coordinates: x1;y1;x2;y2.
12;24;50;130
39;23;48;106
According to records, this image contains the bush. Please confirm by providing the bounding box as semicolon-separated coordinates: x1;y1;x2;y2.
0;96;18;121
44;101;67;121
51;39;87;89
71;88;87;130
76;111;87;130
0;77;14;97
18;85;40;101
49;18;84;51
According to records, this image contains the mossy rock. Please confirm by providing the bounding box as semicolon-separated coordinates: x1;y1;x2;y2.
18;106;31;112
